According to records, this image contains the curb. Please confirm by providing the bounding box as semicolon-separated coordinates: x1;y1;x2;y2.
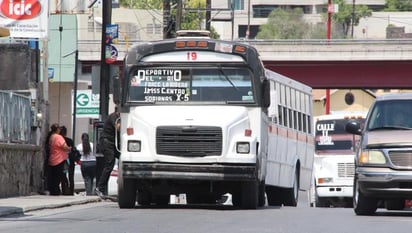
0;196;101;217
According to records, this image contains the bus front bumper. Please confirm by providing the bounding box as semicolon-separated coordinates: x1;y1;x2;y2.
120;162;258;181
316;186;353;198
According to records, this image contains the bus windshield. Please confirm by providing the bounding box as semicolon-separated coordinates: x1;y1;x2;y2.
315;118;364;154
128;67;255;103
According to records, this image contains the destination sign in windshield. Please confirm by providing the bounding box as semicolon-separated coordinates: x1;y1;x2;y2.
130;68;190;102
129;67;254;103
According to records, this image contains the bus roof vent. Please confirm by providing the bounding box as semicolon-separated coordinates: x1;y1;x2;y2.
176;30;210;38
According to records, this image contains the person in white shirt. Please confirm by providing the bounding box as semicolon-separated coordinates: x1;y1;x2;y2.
76;133;96;195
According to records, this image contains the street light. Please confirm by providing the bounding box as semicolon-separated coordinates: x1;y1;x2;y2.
63;50;79;142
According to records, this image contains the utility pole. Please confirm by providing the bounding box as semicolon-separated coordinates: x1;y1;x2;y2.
163;0;171;39
176;0;182;31
326;0;332;114
327;0;332;45
230;0;234;40
247;0;250;39
206;0;211;30
100;0;112;121
72;50;78;142
351;0;356;38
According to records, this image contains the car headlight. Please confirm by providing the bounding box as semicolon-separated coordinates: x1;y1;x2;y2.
359;150;386;165
236;142;250;154
128;140;141;152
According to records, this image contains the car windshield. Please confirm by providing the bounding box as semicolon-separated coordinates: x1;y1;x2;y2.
367;99;412;131
128;67;255;104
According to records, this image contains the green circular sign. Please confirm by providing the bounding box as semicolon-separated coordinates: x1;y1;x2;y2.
76;93;89;106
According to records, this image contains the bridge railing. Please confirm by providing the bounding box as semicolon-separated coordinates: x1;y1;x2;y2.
0;91;31;143
243;38;412;45
243;39;412;61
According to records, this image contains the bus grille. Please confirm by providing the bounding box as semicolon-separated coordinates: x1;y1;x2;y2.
156;126;222;157
337;163;354;177
388;151;412;168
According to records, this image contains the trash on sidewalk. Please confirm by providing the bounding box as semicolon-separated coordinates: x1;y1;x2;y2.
169;193;187;205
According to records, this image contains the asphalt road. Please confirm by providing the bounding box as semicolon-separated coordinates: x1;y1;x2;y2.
1;191;412;233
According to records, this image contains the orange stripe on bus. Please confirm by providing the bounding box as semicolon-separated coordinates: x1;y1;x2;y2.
269;124;313;143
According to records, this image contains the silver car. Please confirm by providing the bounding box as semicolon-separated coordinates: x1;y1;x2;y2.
346;93;412;215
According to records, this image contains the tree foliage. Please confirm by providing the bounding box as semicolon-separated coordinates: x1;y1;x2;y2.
256;8;310;39
332;0;372;37
180;0;206;30
119;0;220;38
256;7;346;39
383;0;412;11
119;0;163;9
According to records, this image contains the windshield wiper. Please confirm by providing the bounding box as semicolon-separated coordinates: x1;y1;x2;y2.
218;67;241;93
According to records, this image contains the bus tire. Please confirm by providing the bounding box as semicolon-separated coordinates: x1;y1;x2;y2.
266;186;283;206
258;180;266;207
353;177;377;215
283;169;299;207
137;189;151;206
233;181;258;209
118;177;137;209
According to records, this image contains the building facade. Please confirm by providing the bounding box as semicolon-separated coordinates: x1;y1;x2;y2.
207;0;412;40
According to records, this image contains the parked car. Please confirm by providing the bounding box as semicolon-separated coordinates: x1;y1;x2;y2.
74;160;118;196
346;93;412;215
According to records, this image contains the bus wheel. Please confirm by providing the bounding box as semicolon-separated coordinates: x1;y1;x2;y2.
233;181;258;209
283;169;299;206
137;189;152;206
266;186;283;206
118;177;137;209
353;177;377;215
258;180;266;207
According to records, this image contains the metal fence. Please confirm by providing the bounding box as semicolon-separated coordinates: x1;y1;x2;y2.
0;91;31;143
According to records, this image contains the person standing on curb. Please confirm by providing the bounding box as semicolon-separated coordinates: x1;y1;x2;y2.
77;133;96;196
95;110;120;197
48;123;71;195
60;126;78;195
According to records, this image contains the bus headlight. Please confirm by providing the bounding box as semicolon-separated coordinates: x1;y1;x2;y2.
128;140;141;152
236;142;250;154
318;177;333;184
359;150;386;165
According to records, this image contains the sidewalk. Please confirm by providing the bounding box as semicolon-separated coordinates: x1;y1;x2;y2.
0;194;101;217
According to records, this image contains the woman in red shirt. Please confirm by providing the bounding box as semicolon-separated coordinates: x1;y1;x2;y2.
47;123;71;195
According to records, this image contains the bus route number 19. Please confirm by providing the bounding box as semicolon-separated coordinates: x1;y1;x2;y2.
187;52;197;61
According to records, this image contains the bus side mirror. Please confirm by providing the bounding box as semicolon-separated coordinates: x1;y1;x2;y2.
262;79;270;108
345;121;362;135
113;75;120;105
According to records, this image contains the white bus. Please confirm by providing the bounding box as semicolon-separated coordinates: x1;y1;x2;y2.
114;32;314;209
309;112;366;207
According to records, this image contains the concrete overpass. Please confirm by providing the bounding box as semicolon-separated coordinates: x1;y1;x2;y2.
79;39;412;89
248;39;412;89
